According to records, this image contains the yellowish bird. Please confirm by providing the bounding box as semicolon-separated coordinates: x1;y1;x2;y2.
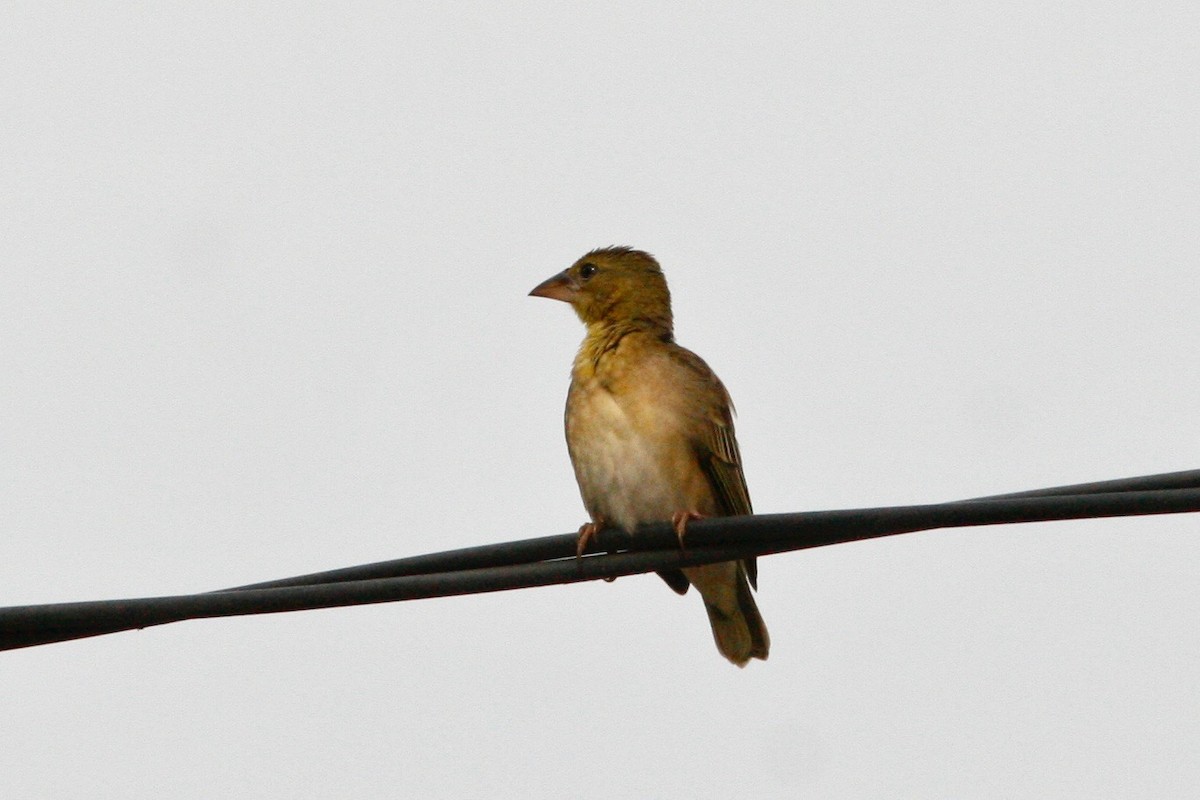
530;246;769;666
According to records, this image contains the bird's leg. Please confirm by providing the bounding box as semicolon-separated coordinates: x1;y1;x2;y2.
671;510;705;554
576;519;603;558
576;519;618;583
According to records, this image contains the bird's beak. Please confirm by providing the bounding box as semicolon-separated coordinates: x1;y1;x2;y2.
528;270;578;303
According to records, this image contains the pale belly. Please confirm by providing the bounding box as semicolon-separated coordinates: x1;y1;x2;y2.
566;386;709;533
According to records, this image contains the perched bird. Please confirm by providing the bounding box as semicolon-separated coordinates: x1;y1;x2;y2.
529;246;769;666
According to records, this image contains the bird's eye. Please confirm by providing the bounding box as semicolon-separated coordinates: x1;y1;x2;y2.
579;262;598;280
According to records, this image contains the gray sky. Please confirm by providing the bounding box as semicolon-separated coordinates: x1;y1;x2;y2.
3;4;1199;798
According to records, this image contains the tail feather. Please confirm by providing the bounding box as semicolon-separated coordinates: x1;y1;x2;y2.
686;560;770;667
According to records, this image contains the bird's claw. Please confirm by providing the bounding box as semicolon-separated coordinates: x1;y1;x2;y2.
671;510;704;555
576;521;599;558
576;521;617;582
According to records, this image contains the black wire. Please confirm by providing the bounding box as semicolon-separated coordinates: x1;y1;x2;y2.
226;468;1200;592
966;468;1200;500
2;471;1198;652
223;532;577;592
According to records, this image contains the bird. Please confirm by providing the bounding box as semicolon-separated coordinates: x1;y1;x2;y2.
529;246;769;666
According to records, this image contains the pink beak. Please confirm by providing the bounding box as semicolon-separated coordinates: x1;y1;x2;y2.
528;270;579;303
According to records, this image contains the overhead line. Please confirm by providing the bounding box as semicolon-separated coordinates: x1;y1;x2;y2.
2;470;1199;652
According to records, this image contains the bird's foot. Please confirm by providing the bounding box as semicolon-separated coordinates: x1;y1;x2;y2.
671;510;705;554
576;520;617;582
576;521;600;558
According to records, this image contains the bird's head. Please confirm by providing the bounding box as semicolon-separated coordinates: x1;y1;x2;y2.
529;246;673;333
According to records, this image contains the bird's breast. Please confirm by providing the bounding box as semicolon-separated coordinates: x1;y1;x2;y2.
565;376;709;534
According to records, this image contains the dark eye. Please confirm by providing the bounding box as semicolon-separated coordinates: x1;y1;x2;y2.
579;262;598;280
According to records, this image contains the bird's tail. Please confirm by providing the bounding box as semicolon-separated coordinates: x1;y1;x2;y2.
684;561;769;667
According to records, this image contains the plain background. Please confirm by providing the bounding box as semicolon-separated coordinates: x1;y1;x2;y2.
3;4;1199;798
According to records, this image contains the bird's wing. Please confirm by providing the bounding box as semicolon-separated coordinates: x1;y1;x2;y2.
698;391;758;590
672;346;758;590
702;406;753;517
